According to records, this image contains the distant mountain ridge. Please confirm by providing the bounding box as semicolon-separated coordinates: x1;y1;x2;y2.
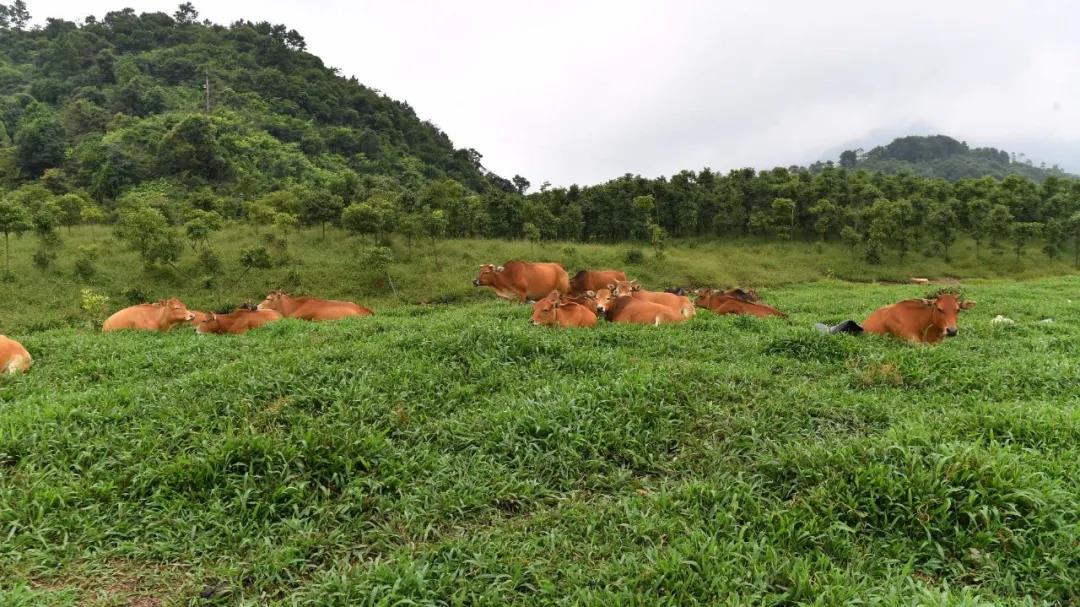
814;135;1075;182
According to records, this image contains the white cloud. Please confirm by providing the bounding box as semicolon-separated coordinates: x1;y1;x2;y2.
30;0;1080;183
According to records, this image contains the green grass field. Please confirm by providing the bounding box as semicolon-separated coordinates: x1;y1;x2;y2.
1;229;1079;605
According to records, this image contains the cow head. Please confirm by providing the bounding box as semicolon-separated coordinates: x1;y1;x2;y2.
473;264;504;287
610;280;638;297
591;288;615;314
920;293;976;337
258;291;285;311
694;288;715;307
159;298;195;324
189;310;210;326
195;312;219;335
530;291;563;326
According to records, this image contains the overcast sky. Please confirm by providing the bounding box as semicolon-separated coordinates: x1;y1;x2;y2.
30;0;1080;186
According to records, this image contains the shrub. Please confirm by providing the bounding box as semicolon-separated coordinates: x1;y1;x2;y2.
198;247;222;274
32;248;56;270
623;249;645;264
122;286;149;305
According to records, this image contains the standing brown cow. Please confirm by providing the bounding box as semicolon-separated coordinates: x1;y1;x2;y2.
196;309;283;335
530;291;598;328
257;292;373;321
473;261;570;303
0;335;32;374
569;269;627;296
102;298;195;332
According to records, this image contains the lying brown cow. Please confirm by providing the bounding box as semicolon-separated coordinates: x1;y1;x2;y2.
196;309;283;335
102;298;195;332
695;288;783;318
604;295;690;326
257;291;373;321
864;293;975;343
0;335;32;374
531;291;598;328
569;269;627;296
818;292;975;344
611;281;695;318
473;260;570;303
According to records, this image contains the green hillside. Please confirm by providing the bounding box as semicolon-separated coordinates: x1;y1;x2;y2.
827;135;1075;182
0;3;509;204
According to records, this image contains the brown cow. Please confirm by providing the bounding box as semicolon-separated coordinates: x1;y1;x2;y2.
611;281;695;318
473;260;570;303
695;288;783;318
196;309;283;335
569;269;627;296
102;298;195;332
257;292;373;321
0;335;32;374
531;291;598;328
862;293;975;343
604;295;689;326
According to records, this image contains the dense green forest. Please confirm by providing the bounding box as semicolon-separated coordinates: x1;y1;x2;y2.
0;2;1079;280
821;134;1075;182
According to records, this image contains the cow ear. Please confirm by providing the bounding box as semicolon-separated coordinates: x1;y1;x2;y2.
606;283;615;290
586;290;595;297
960;300;976;310
918;298;935;307
496;266;505;272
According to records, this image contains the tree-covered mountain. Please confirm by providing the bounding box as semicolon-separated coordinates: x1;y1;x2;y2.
0;2;516;210
821;135;1074;182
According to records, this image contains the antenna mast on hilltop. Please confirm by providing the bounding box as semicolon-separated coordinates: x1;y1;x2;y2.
204;66;211;113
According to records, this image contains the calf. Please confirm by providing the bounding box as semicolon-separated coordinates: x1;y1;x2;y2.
530;292;598;328
611;281;695;318
102;298;195;332
258;291;373;321
196;309;283;335
604;295;689;326
695;288;783;318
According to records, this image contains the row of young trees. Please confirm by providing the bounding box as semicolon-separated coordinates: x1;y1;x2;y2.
4;163;1080;283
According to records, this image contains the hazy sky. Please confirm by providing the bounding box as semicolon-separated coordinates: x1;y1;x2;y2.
30;0;1080;185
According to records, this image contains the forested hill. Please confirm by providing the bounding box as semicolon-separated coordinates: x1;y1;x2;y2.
0;3;515;206
823;135;1074;182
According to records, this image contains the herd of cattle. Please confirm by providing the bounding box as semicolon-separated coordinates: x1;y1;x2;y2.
0;259;976;375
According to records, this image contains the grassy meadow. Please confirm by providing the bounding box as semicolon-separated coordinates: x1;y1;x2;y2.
1;227;1079;605
0;224;1078;333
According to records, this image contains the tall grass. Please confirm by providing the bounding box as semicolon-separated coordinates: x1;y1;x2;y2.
1;275;1078;604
